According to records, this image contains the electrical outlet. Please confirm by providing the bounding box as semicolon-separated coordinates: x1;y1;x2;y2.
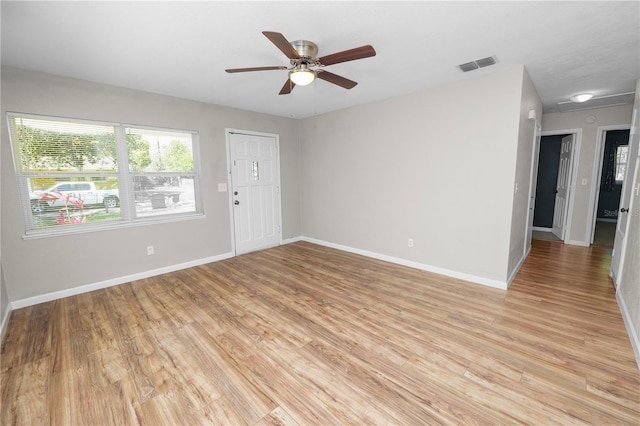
147;245;154;255
408;238;414;248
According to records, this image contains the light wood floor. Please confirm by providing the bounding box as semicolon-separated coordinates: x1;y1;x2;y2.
2;240;639;425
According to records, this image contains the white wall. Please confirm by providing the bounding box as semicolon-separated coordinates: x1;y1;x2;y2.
617;80;640;367
1;66;300;303
299;66;531;286
542;104;633;244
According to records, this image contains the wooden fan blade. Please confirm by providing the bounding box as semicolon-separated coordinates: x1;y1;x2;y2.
226;66;288;73
316;71;357;89
317;45;376;66
279;79;295;95
263;31;300;59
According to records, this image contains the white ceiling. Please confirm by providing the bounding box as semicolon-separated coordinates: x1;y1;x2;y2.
2;1;638;119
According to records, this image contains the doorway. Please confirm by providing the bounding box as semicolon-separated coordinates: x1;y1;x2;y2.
590;128;630;248
226;129;282;255
589;124;636;286
532;133;574;242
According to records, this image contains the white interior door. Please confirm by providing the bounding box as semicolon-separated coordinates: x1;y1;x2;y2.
552;134;575;240
611;122;639;285
229;132;281;255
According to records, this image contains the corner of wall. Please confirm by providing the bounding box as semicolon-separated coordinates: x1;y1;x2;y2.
0;263;12;344
506;66;543;280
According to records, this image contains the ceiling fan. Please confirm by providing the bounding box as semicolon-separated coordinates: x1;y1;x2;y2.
225;31;376;95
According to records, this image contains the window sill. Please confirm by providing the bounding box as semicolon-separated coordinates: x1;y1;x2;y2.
22;212;206;240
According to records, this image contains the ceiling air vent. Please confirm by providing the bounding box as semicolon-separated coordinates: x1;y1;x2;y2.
458;61;478;72
458;56;497;72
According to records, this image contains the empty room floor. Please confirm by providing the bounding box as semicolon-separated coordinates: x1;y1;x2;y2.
2;240;639;424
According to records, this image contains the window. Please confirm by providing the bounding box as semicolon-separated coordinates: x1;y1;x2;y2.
614;145;629;183
7;113;202;237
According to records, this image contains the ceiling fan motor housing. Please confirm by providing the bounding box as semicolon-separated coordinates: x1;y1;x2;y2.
290;40;318;65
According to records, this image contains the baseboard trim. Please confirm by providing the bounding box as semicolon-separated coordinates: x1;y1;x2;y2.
281;236;303;245
532;226;553;232
617;290;640;369
9;235;513;310
10;252;235;310
0;302;13;344
507;247;530;288
566;239;590;247
300;237;508;290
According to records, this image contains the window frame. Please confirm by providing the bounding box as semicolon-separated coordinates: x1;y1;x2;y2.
7;112;204;239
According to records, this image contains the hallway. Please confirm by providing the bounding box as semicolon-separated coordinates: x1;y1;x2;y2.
532;221;616;248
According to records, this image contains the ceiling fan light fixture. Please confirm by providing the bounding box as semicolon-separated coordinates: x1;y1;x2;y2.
289;66;316;86
570;93;594;103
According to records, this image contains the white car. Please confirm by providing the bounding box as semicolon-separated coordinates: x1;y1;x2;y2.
30;181;119;213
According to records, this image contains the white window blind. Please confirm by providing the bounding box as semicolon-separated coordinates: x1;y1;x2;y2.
125;127;199;219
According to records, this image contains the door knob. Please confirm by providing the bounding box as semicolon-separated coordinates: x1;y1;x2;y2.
620;208;629;213
234;200;240;205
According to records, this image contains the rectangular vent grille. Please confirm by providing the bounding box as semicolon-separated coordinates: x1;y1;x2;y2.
458;61;478;72
475;56;496;68
458;56;497;72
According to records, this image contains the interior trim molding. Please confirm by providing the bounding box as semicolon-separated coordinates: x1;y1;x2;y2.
541;128;583;244
10;252;234;310
589;125;632;244
300;237;508;290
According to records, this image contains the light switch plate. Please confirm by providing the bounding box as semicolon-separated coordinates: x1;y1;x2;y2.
218;183;227;192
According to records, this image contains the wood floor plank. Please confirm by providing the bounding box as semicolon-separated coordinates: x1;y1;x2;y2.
0;357;50;425
0;304;53;374
174;322;277;424
250;337;391;425
1;239;639;424
254;406;300;426
197;394;256;426
520;368;639;424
